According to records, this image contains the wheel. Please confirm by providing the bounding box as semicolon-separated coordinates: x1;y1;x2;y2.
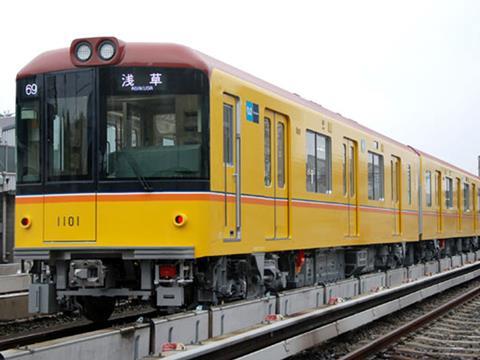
80;296;115;322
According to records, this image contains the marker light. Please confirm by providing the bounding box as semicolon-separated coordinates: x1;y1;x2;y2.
173;214;187;227
159;264;177;279
75;42;92;62
20;216;31;229
98;41;116;61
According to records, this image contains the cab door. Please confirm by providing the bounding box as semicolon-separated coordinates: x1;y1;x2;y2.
222;94;240;240
264;110;289;240
391;156;401;235
343;138;358;237
43;70;96;243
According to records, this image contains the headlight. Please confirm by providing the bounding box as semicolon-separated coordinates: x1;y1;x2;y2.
98;41;116;61
75;42;92;62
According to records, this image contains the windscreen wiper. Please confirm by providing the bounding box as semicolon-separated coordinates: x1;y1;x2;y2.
122;152;153;192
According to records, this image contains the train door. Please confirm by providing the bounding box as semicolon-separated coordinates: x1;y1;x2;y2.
391;156;401;235
456;177;462;231
265;109;290;240
436;170;443;233
263;114;275;239
222;94;240;240
343;138;358;237
44;70;96;243
274;113;289;239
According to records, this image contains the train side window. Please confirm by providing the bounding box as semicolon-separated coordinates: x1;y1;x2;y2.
368;151;384;200
478;187;480;213
472;184;476;213
464;183;470;211
264;117;271;186
223;103;233;165
342;144;347;196
407;164;412;205
306;130;331;194
425;171;432;207
445;177;453;208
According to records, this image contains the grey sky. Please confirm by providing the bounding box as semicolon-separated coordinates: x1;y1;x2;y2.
1;0;479;174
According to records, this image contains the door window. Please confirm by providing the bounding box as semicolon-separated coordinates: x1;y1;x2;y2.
223;104;234;166
277;122;285;188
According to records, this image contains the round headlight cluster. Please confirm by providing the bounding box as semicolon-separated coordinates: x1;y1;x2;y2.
75;42;92;62
98;41;116;61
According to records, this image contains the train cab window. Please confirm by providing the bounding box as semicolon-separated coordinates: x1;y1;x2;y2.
367;151;384;200
46;70;94;181
223;104;234;165
306;130;331;194
445;177;453;208
425;171;432;207
17;102;41;183
464;183;470;211
264;118;271;186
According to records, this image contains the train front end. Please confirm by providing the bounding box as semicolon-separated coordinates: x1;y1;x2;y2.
15;38;212;320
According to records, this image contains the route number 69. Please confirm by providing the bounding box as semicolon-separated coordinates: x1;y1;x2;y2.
25;83;38;96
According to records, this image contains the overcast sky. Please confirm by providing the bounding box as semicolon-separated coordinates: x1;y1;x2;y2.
1;0;479;174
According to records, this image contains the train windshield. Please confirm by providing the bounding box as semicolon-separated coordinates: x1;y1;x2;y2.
99;67;209;180
46;70;94;181
16;67;209;190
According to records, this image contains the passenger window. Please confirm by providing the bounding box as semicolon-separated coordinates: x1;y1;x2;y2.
223;103;233;165
342;144;347;196
425;171;432;207
368;151;384;200
277;122;285;188
264;118;271;186
478;188;480;213
407;165;412;205
445;177;453;208
464;183;470;211
306;130;331;194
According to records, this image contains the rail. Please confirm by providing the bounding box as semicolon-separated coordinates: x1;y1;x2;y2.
339;283;480;359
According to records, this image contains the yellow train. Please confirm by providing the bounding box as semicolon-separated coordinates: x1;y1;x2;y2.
15;37;480;320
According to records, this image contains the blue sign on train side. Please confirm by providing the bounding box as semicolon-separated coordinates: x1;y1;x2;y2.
246;101;259;123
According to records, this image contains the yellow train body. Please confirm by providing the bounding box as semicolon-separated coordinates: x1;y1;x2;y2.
16;69;480;257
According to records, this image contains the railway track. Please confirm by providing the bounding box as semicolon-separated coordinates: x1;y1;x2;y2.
339;283;480;359
0;306;157;351
342;286;480;360
155;260;480;359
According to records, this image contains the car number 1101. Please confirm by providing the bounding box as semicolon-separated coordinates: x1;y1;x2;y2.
57;216;80;227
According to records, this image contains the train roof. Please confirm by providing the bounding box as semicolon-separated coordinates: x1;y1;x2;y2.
17;41;479;181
